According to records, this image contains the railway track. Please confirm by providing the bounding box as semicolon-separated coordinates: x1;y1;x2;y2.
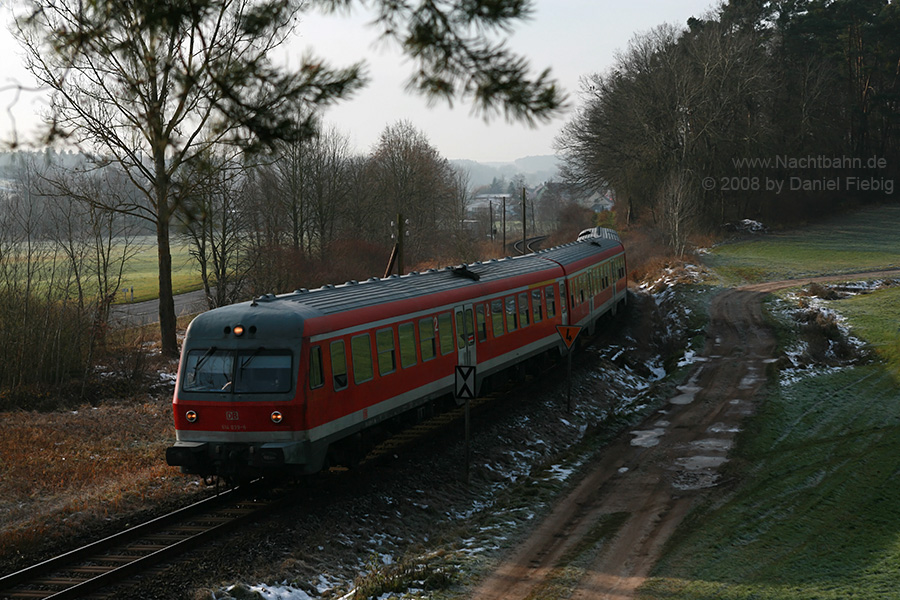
513;235;548;255
0;342;573;599
0;392;504;599
0;486;287;600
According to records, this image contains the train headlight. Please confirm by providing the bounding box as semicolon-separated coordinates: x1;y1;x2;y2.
270;411;284;424
233;324;245;336
185;410;198;423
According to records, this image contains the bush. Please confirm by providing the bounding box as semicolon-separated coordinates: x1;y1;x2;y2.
0;291;95;394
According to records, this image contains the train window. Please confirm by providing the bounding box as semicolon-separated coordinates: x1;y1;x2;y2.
234;350;293;394
491;299;504;337
309;346;324;389
399;322;417;368
532;289;543;323
476;304;487;342
331;341;348;390
351;334;373;384
560;282;567;310
545;285;556;318
518;292;529;327
376;328;396;376
438;313;454;355
183;348;234;392
418;318;436;361
182;348;292;394
505;296;517;332
466;308;475;346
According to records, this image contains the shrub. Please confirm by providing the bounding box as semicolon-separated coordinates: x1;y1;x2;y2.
0;291;95;394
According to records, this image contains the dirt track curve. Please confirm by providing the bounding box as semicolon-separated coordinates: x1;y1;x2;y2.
469;270;900;600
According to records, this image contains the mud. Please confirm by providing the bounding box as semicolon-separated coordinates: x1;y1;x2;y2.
467;271;900;600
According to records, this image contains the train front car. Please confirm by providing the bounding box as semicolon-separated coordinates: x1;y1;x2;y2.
165;297;314;482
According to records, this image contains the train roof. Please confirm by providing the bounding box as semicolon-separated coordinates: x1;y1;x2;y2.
185;237;624;340
276;236;623;316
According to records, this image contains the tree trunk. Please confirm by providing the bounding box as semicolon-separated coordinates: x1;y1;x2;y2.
156;193;179;357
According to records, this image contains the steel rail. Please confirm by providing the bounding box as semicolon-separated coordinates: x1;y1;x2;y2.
0;484;284;600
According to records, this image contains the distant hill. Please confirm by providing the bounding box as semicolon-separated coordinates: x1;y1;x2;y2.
451;155;561;189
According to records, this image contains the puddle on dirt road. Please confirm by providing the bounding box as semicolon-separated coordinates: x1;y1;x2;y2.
670;367;704;405
671;452;730;490
675;455;729;470
672;470;723;490
630;428;666;447
708;422;741;434
689;438;733;452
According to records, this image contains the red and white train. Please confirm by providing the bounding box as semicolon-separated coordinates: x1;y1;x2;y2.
166;232;627;480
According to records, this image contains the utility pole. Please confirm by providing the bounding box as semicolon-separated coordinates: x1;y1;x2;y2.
502;196;506;253
384;213;408;278
522;186;527;254
489;200;494;243
397;212;405;276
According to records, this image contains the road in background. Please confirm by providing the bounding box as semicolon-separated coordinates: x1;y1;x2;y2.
109;289;209;328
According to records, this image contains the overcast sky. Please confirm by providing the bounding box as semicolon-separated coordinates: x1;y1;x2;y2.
1;1;717;163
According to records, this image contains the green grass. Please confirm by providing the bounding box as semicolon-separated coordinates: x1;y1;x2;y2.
706;204;900;285
639;281;900;600
641;363;900;599
115;236;202;303
828;287;900;377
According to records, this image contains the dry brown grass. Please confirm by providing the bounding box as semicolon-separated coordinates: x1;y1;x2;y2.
0;396;208;571
620;227;691;285
0;322;211;575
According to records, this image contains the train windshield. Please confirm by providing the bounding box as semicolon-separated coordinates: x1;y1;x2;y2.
182;348;293;394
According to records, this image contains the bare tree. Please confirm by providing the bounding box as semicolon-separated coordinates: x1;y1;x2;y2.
557;19;770;241
0;157;95;391
302;126;354;259
368;121;463;267
177;149;253;308
14;0;564;356
15;0;361;355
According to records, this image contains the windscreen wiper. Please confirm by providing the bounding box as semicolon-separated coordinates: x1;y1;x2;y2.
240;347;266;371
193;346;218;373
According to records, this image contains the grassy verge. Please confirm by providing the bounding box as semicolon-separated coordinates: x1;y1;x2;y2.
115;235;203;304
831;286;900;376
640;287;900;599
0;323;207;573
705;204;900;285
0;396;208;571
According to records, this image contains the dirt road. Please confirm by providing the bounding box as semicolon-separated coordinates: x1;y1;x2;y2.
470;271;900;600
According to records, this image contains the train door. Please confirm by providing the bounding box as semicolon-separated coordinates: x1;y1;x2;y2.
454;304;476;368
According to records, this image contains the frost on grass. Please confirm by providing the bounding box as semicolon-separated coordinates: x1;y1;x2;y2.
775;281;890;385
214;283;688;600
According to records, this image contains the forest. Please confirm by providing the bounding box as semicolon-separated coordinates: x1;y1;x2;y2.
556;0;900;253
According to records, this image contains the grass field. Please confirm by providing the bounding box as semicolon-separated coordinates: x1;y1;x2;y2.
834;286;900;376
705;204;900;285
641;361;900;599
640;204;900;599
115;236;202;304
